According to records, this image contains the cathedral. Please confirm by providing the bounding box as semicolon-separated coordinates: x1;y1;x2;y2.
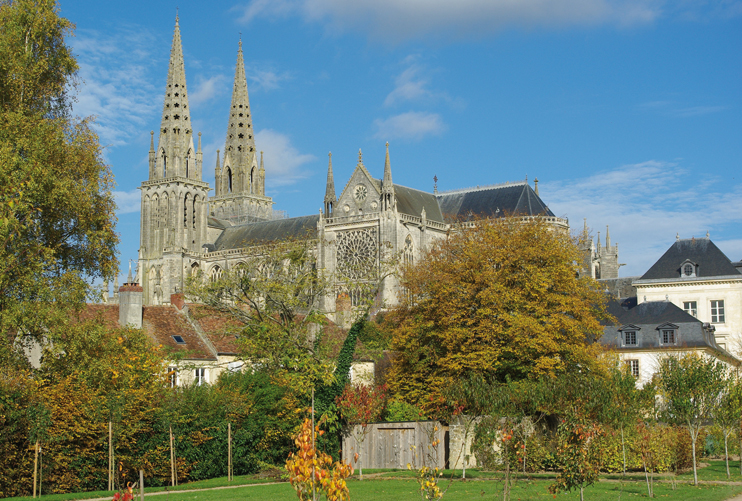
137;17;616;313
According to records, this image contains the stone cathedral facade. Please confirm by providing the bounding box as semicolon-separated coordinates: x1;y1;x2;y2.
138;18;613;313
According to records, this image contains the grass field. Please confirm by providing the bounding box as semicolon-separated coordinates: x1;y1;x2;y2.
9;460;742;501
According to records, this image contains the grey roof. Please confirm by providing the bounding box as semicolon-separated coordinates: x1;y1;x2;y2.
214;214;319;250
435;182;555;221
733;261;742;273
601;299;728;354
640;238;741;280
394;184;444;223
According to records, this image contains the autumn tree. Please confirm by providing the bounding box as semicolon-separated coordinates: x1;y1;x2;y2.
711;370;742;479
656;353;726;486
0;0;118;348
336;383;387;479
387;216;610;411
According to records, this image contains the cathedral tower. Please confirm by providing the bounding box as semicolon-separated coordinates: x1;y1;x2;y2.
139;16;210;305
210;40;273;223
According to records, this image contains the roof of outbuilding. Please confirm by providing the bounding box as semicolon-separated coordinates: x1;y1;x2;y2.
214;214;320;250
393;184;444;222
639;238;741;280
435;182;555;221
186;304;242;356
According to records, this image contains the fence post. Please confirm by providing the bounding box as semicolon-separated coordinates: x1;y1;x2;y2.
108;421;113;491
228;422;232;481
139;470;144;501
33;441;39;498
169;426;175;487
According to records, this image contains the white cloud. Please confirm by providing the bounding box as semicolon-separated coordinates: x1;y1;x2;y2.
373;111;446;140
72;27;161;148
383;57;457;108
255;129;315;186
639;100;726;117
114;189;141;214
247;67;293;91
190;75;229;105
541;161;742;276
236;0;663;42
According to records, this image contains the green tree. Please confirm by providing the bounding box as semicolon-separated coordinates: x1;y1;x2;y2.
711;370;742;479
656;353;726;486
0;0;118;347
387;217;611;412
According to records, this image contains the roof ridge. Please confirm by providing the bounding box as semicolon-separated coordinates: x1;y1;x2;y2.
436;180;527;196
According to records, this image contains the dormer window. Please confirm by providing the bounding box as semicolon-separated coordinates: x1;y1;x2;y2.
619;324;640;347
172;335;186;345
680;259;697;277
657;322;679;346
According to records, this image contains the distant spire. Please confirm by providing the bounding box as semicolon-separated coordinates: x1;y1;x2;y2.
197;131;202;153
583;218;588;240
382;142;393;190
534;177;539;196
149;130;155;151
223;38;257;194
605;225;610;248
127;260;133;284
324;152;336;216
597;231;602;251
215;149;221;195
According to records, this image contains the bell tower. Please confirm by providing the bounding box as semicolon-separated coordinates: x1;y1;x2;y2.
139;15;209;305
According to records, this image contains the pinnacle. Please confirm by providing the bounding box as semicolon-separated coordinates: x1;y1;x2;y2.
325;151;336;203
382;142;393;192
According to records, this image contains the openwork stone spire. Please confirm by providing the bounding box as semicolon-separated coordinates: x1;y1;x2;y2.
382;142;395;211
222;39;257;194
153;14;198;180
324;152;336;216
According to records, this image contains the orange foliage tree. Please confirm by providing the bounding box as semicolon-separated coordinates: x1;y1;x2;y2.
336;383;387;479
286;418;353;501
387;217;610;412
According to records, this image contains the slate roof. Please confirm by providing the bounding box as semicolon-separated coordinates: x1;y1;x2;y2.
601;300;736;361
393;184;444;223
639;238;741;280
214;214;320;251
435;182;555;221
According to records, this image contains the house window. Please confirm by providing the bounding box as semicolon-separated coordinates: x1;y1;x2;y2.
228;361;244;373
711;300;725;323
683;301;697;317
167;366;178;388
661;329;676;345
626;359;639;378
683;264;694;276
195;368;206;386
172;335;186;345
624;331;637;346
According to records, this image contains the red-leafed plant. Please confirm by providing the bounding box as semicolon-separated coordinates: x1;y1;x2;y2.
336;383;387;480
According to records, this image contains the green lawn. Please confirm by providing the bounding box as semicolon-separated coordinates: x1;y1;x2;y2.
9;461;742;501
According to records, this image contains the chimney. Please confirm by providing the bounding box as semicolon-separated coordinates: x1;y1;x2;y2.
119;261;143;329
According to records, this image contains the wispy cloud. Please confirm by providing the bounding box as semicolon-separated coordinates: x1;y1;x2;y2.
72;26;162;149
247;67;293;91
639;100;726;117
373;111;446;140
384;56;461;108
541;160;742;276
190;75;229;105
255;129;315;186
114;189;141;214
236;0;664;43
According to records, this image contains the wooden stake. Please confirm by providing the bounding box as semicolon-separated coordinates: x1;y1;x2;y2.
39;445;42;497
139;470;144;501
169;426;175;487
228;423;232;482
33;441;39;498
108;421;113;491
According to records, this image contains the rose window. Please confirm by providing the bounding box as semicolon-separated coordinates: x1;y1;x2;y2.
336;229;377;280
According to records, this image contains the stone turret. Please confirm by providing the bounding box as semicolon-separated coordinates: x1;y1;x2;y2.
119;261;143;329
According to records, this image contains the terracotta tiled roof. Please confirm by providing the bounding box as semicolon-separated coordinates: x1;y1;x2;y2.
186;305;243;355
142;306;215;360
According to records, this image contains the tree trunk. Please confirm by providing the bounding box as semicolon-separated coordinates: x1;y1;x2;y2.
621;427;626;476
691;432;698;486
580;486;584;501
725;433;730;479
643;459;652;498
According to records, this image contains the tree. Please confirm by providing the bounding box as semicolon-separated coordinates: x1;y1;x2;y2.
0;0;118;346
387;217;610;411
336;383;387;479
656;353;726;486
711;370;742;479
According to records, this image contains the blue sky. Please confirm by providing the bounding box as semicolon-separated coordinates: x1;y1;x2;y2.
60;0;742;281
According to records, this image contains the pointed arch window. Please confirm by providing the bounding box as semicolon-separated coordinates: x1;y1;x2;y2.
227;167;233;193
161;150;167;177
192;195;198;229
250;167;255;194
183;193;191;228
